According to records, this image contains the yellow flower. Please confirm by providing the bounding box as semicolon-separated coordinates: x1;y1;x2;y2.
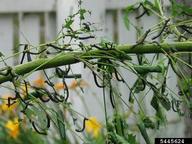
32;75;45;88
1;103;17;111
54;82;66;90
85;117;102;138
54;79;88;91
69;79;88;90
5;118;19;138
0;95;17;112
69;80;78;90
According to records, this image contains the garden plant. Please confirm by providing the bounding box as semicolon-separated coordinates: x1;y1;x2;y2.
0;0;192;143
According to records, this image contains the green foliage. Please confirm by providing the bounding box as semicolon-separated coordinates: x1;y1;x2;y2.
123;5;135;30
0;0;192;144
79;8;87;20
142;116;155;129
137;120;151;144
170;0;192;17
64;18;74;29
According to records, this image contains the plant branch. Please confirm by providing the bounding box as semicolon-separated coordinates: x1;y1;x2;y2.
0;42;192;84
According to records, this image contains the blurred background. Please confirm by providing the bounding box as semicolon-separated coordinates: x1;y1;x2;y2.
0;0;191;143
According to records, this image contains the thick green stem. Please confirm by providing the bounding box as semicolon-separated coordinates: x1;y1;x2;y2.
0;42;192;84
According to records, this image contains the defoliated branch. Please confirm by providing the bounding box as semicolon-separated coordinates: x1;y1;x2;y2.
0;42;192;84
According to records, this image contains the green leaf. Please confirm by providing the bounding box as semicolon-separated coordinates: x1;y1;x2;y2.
159;96;171;111
144;0;155;7
127;134;138;144
64;18;74;29
153;0;162;14
123;5;135;30
36;110;48;129
151;94;167;126
133;76;146;93
56;111;66;140
22;107;35;119
115;134;129;144
135;79;145;93
137;121;151;144
143;116;155;129
113;114;124;136
109;132;130;144
171;0;182;16
79;8;87;20
0;52;4;57
129;77;146;103
143;0;155;14
19;129;45;144
156;106;167;126
151;95;159;110
151;93;171;111
170;0;192;17
154;0;159;9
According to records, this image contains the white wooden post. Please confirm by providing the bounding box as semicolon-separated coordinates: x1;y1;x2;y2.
56;0;106;121
81;0;106;121
0;15;14;95
56;0;84;117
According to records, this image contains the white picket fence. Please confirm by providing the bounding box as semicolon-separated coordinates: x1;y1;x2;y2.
0;0;184;142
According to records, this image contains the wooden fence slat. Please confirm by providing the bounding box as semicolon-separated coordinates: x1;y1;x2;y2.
19;13;41;81
81;0;108;121
0;0;56;13
44;12;56;42
105;11;114;41
0;15;13;66
0;15;14;94
106;0;170;10
118;10;137;44
106;0;135;10
19;14;40;45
